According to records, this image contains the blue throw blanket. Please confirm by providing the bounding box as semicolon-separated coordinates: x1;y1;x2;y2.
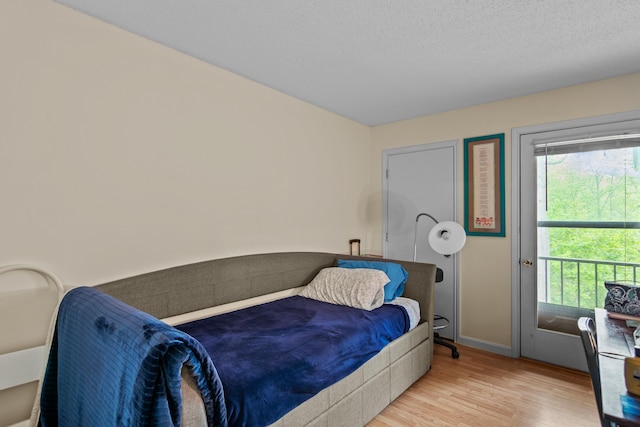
177;296;410;427
38;287;227;427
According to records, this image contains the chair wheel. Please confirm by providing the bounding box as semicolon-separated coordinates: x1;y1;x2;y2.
452;351;460;359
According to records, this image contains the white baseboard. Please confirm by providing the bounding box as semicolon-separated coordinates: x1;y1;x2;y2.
456;335;513;357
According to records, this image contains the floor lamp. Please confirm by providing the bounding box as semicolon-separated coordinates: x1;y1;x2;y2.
413;213;466;358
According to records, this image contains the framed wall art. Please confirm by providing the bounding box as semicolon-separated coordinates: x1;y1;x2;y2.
463;133;505;237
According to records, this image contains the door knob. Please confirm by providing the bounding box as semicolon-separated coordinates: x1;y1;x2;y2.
522;259;534;267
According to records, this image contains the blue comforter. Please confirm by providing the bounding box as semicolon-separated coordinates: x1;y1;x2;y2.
177;295;410;427
38;287;227;427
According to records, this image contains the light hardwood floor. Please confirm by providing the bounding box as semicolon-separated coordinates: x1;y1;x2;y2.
368;342;600;426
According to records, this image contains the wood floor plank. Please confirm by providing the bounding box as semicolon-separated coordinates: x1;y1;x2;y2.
368;342;600;426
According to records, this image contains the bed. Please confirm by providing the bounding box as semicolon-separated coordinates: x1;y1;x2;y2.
30;252;436;426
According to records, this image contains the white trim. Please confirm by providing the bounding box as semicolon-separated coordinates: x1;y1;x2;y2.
510;129;522;358
510;109;640;359
457;335;512;357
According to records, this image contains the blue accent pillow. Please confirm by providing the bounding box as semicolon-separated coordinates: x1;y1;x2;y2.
337;259;408;302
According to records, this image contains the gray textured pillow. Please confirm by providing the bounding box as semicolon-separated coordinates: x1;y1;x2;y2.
299;267;390;311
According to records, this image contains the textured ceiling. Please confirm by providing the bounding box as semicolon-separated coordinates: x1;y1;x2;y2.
54;1;640;126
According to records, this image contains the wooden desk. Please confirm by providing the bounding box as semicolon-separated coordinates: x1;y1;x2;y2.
595;308;640;426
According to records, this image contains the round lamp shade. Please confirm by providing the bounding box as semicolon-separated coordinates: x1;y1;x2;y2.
428;221;467;255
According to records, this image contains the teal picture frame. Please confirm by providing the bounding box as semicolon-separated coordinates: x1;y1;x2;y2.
463;133;505;237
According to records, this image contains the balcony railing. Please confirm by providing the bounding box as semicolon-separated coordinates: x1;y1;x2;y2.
537;220;640;309
538;256;640;309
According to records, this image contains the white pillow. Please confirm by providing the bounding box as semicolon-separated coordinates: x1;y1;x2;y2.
299;267;390;311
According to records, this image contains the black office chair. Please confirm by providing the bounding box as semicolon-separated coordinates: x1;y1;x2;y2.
434;268;459;358
577;316;615;427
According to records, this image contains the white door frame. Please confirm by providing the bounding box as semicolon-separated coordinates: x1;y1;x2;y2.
510;109;640;359
382;139;460;342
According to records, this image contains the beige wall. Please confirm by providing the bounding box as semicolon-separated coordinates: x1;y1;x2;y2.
1;0;372;287
0;1;371;423
369;72;640;348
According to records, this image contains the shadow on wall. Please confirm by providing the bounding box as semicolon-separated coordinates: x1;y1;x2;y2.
357;185;418;254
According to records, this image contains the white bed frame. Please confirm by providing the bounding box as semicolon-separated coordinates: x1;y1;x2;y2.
0;265;64;427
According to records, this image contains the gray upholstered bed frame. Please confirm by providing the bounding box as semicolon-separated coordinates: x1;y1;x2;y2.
96;252;436;426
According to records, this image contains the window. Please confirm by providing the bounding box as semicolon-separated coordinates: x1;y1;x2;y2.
534;133;640;333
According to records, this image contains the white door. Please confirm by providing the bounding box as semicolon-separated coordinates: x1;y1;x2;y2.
383;141;459;340
518;116;640;370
